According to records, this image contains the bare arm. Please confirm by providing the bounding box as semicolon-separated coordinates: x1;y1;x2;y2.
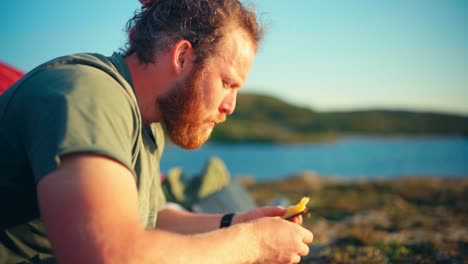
156;208;224;234
156;206;298;234
38;154;312;263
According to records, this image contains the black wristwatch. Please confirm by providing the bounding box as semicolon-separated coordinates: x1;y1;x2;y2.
219;213;235;228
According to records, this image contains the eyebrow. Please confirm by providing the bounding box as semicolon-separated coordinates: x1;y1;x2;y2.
224;76;242;89
218;54;246;88
224;68;244;88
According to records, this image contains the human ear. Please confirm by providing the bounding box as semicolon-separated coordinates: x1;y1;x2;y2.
171;40;193;75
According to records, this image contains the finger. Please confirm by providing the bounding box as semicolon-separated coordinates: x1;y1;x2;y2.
291;254;301;264
298;243;310;256
302;229;314;244
289;215;303;225
260;206;287;217
288;215;299;224
289;216;298;224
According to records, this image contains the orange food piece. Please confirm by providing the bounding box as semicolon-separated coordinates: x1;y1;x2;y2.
283;197;310;219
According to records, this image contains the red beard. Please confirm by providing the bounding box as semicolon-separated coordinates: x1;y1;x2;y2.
158;65;225;149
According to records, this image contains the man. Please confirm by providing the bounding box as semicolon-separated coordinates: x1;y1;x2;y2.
0;0;313;263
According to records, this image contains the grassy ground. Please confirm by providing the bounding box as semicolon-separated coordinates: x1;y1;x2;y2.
244;173;467;263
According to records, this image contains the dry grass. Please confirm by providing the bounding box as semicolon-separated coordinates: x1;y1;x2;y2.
247;174;468;263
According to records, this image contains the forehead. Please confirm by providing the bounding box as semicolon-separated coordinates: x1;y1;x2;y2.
208;28;256;85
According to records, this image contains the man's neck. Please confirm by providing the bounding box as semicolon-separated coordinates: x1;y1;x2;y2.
124;53;174;124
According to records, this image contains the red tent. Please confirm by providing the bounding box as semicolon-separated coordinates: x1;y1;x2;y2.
0;61;24;94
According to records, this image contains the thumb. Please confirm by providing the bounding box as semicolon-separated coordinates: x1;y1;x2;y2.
259;206;288;217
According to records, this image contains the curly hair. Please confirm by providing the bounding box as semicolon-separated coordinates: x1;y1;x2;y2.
123;0;264;64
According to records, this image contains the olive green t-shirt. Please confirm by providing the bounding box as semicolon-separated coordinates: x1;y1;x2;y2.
0;52;166;263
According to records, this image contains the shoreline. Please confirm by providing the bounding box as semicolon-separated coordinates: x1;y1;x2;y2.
236;171;468;185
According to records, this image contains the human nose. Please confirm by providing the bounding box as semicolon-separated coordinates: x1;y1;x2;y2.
219;91;237;115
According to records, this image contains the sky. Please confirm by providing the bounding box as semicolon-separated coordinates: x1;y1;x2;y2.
1;0;467;115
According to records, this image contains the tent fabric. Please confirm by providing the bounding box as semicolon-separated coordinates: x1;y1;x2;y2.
162;156;257;213
192;178;257;213
0;61;24;94
162;157;233;210
197;156;231;199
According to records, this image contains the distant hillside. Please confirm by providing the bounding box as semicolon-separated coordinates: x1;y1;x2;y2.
210;93;468;143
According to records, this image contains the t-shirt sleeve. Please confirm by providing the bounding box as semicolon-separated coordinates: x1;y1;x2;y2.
12;64;138;182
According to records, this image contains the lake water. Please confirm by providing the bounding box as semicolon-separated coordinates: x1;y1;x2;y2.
160;136;468;181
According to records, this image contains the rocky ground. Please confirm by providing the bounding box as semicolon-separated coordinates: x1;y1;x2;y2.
243;173;467;263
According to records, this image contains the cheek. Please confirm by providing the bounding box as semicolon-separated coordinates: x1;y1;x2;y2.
200;78;224;111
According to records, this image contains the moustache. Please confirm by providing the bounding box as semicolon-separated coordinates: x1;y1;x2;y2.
216;114;227;124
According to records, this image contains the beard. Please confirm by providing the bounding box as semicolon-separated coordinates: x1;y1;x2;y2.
157;65;225;150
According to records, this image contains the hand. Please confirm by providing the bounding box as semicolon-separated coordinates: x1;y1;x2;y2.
249;217;313;263
234;206;304;225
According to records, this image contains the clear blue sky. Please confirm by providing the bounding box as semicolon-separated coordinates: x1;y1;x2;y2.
1;0;467;115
